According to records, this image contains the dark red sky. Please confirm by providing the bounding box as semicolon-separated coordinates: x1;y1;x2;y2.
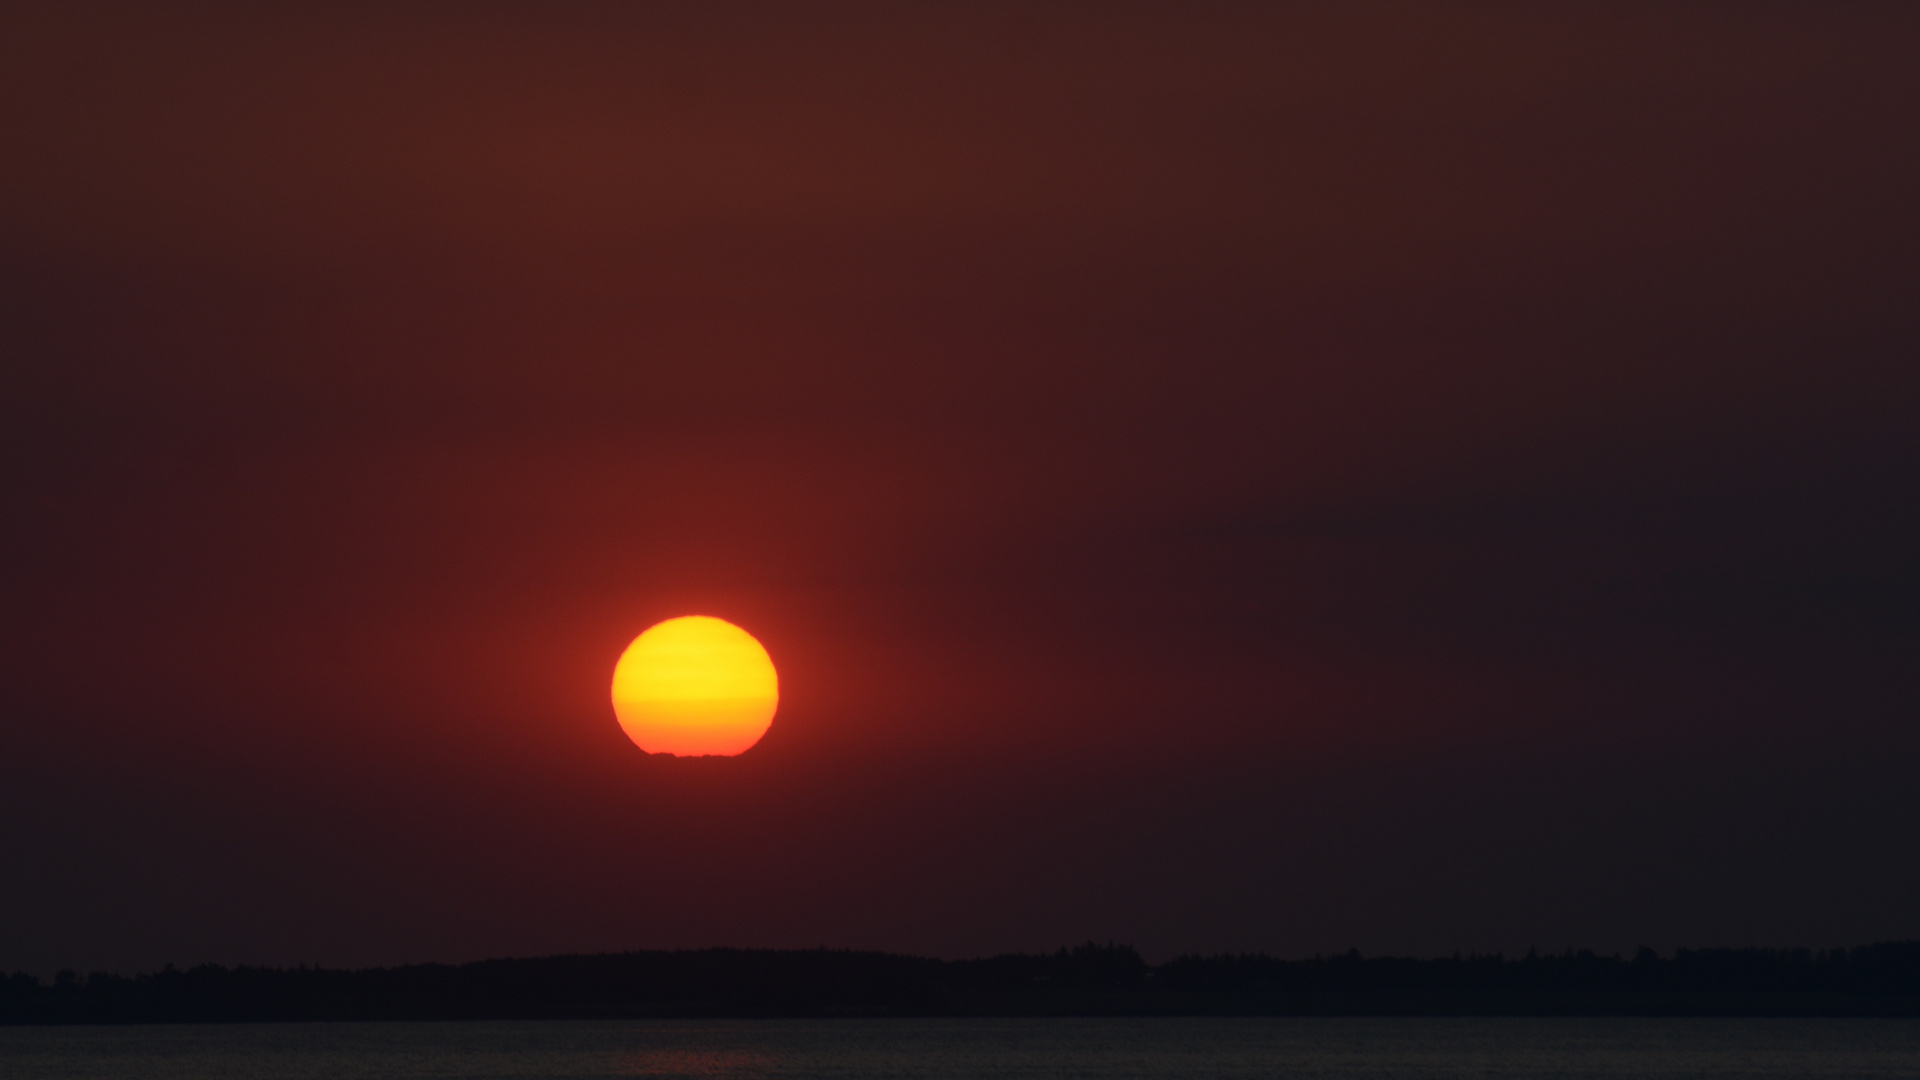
4;3;1918;976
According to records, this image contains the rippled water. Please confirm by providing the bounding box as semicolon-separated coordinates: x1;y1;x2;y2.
5;1017;1919;1079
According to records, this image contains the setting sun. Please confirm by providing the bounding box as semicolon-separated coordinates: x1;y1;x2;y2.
611;616;779;757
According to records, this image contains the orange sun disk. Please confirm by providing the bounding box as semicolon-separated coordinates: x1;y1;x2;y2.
611;616;779;757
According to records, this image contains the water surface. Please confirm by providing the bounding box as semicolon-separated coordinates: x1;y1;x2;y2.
6;1017;1919;1079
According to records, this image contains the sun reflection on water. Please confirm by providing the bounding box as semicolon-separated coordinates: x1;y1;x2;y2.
619;1047;780;1079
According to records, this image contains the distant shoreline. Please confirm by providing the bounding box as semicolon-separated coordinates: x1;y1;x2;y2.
7;943;1920;1024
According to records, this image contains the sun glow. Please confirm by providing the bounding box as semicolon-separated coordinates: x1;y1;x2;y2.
611;616;778;757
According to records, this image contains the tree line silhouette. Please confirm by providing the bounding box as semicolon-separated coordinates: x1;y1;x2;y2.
6;941;1920;1023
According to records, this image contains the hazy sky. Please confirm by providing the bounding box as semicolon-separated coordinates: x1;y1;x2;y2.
3;2;1918;976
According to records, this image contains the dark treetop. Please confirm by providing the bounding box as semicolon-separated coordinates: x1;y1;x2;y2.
7;942;1920;1023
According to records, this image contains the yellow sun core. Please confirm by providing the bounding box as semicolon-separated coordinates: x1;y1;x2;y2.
611;616;778;757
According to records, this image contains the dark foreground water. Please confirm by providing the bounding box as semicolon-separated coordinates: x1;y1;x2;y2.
5;1017;1920;1079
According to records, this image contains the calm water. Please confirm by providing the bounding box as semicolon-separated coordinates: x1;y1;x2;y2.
4;1018;1919;1079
